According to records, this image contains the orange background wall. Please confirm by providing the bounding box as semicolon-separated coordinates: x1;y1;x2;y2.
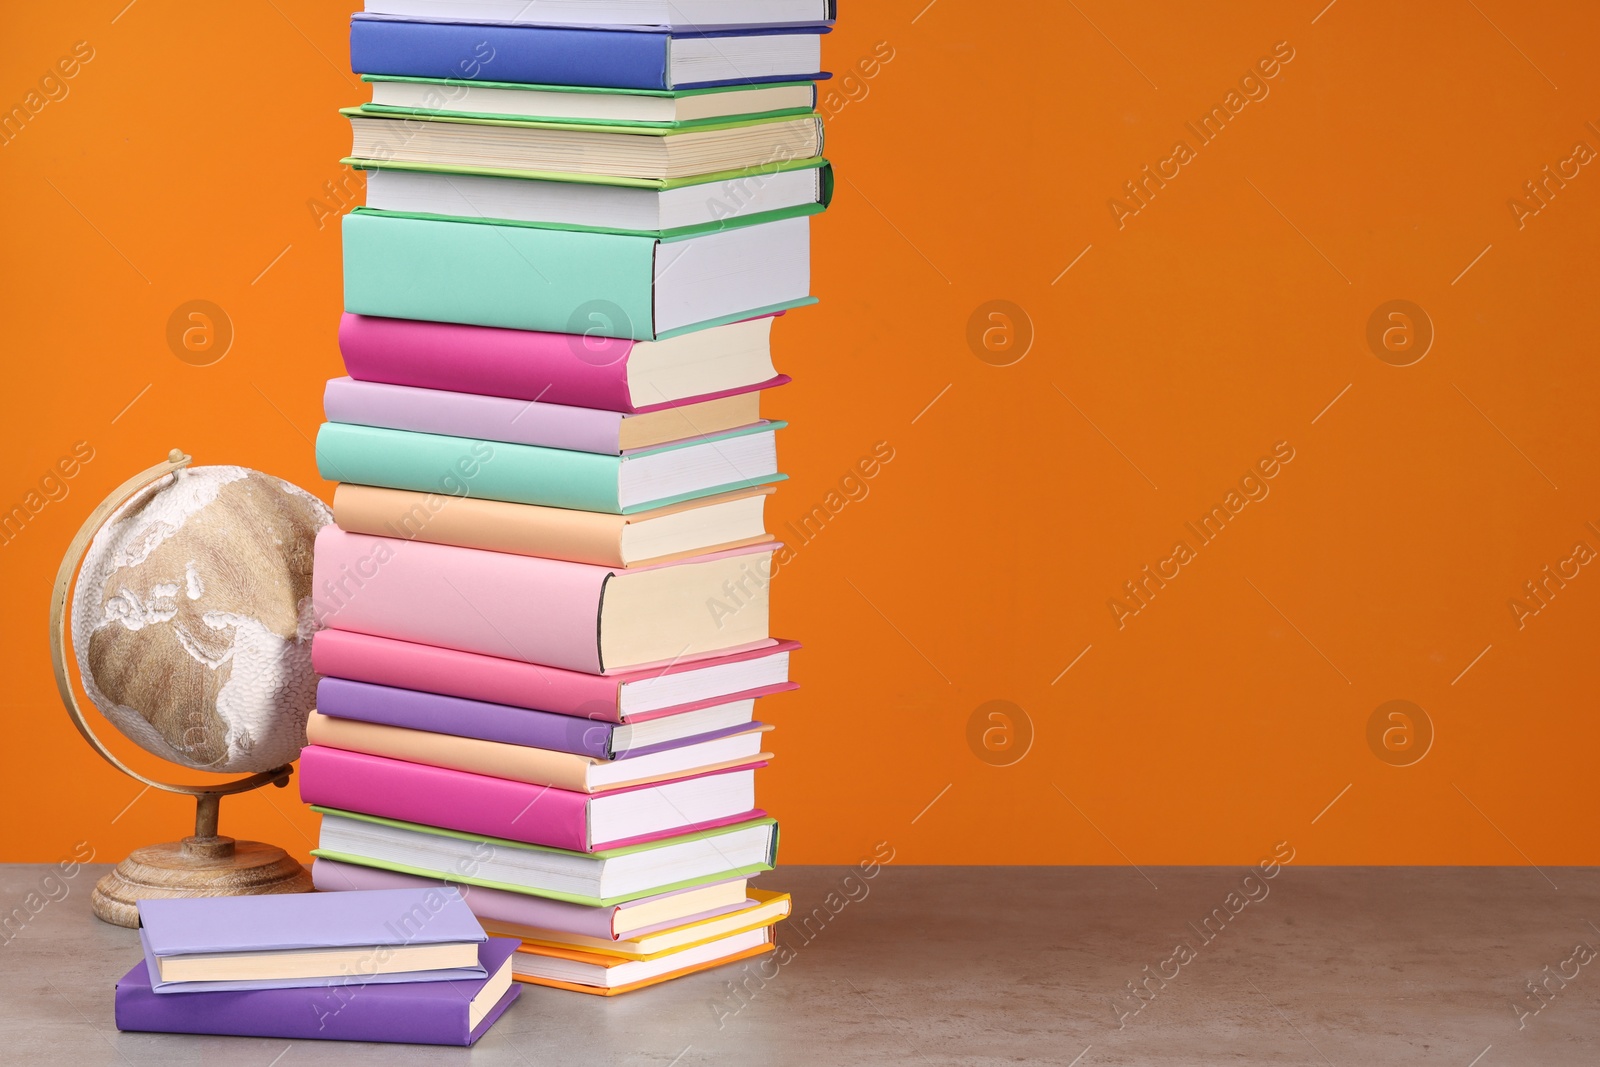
4;1;1597;868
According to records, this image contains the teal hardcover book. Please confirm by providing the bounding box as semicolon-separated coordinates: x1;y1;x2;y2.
315;422;786;515
342;209;815;341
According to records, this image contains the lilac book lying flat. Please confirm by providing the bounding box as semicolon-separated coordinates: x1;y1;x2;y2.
323;376;771;455
138;887;486;994
116;938;520;1046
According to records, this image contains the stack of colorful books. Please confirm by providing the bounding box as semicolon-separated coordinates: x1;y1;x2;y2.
300;0;833;995
115;889;520;1046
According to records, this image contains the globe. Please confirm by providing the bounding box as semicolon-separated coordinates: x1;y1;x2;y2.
69;465;331;774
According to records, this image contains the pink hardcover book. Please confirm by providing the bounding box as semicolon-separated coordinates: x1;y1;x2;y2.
298;746;766;853
338;313;791;414
311;629;800;723
313;527;775;674
310;859;753;940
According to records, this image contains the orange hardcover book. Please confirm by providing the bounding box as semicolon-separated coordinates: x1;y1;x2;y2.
332;483;775;568
509;925;775;996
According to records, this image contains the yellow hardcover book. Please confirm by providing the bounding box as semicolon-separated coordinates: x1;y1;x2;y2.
485;889;790;960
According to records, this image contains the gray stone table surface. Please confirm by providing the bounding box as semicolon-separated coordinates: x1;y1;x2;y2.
2;864;1597;1065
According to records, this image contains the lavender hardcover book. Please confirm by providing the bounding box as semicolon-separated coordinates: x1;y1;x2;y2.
116;937;520;1045
137;887;486;993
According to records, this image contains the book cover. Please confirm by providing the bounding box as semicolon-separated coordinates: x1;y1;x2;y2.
314;420;785;515
312;527;777;674
358;0;837;28
311;808;779;907
345;155;829;193
298;746;765;852
304;711;773;792
512;933;774;996
342;208;816;339
358;79;820;132
356;165;831;241
311;628;798;722
325;376;634;454
312;858;755;939
138;888;486;994
337;312;788;414
316;677;763;757
349;18;831;91
331;483;777;569
326;376;775;456
115;938;520;1045
491;889;790;959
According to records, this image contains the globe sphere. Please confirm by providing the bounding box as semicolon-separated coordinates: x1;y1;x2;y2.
70;466;331;773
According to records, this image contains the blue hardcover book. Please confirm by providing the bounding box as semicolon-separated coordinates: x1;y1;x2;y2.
350;17;832;91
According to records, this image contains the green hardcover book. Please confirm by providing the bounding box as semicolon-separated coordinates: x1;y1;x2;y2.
361;76;819;129
312;807;780;908
344;154;831;191
343;208;815;339
352;154;832;240
343;107;824;182
315;421;786;515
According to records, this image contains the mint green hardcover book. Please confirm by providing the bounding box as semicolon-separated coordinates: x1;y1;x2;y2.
312;808;780;908
315;421;786;515
343;209;816;340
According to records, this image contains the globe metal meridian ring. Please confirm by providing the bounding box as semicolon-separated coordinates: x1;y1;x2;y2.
47;448;294;799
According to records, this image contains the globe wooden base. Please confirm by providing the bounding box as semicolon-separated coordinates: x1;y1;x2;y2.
91;835;311;928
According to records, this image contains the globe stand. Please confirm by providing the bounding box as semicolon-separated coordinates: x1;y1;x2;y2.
50;449;313;928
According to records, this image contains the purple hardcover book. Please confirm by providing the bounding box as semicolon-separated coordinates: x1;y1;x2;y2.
316;676;758;758
116;938;520;1045
138;887;486;994
325;376;643;455
313;858;754;939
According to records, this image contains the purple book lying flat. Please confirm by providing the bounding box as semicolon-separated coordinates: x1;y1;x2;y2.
138;887;485;994
116;938;520;1046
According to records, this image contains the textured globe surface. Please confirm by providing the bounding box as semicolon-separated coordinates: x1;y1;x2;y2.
71;466;331;773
